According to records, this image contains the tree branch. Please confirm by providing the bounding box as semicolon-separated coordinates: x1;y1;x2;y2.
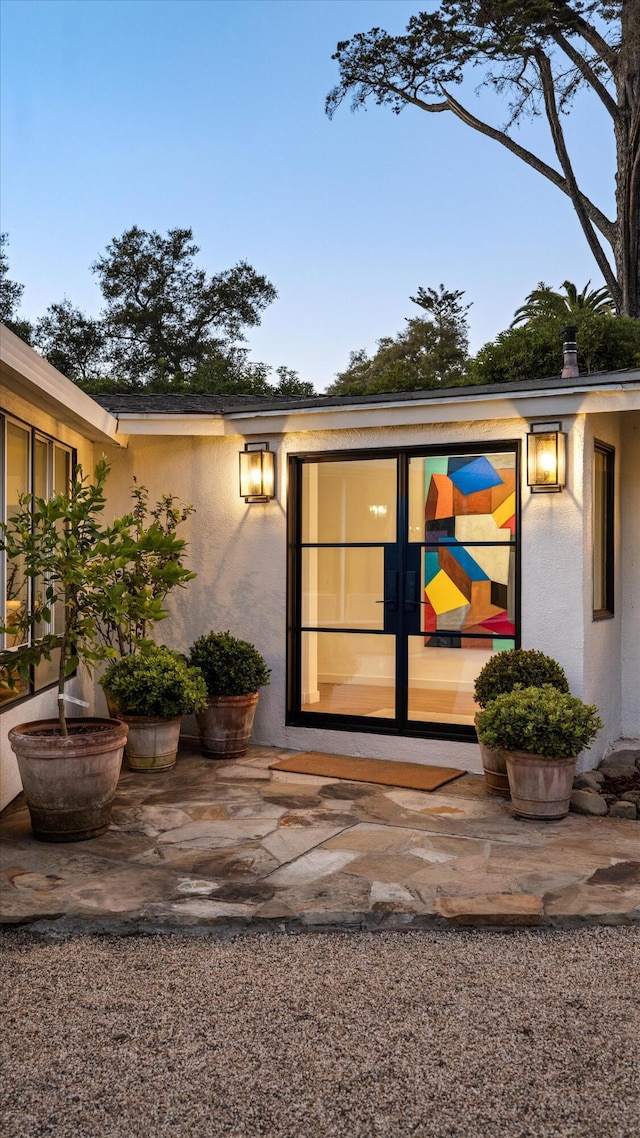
535;48;621;309
414;85;616;245
551;3;619;74
550;30;619;119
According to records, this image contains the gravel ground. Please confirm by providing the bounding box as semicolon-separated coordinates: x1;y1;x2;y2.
1;927;639;1138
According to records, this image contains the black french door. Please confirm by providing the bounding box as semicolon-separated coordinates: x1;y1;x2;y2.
288;443;520;741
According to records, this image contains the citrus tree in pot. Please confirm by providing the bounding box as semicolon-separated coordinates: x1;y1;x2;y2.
473;649;570;797
95;481;195;666
188;631;271;759
100;646;207;772
0;459;186;841
476;685;602;820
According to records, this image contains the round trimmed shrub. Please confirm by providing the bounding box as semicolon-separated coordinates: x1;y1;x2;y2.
474;648;569;709
476;685;602;758
188;631;271;697
101;645;207;718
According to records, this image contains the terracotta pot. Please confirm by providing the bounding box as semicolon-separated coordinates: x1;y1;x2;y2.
8;717;128;842
475;714;509;798
504;749;577;820
120;714;182;772
196;692;259;759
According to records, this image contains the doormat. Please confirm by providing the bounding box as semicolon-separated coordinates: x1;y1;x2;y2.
269;752;466;792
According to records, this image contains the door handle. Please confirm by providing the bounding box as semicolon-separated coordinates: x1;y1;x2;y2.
384;569;398;611
404;571;419;610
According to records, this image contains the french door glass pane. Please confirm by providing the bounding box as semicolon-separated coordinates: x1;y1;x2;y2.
302;546;385;630
408;452;516;543
420;546;516;638
408;636;516;725
301;631;395;717
302;458;396;544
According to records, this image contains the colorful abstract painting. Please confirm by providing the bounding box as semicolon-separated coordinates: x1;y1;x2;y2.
421;452;516;649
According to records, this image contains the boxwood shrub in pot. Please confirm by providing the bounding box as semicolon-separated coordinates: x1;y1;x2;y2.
100;646;207;772
476;686;602;820
473;649;570;798
473;649;570;708
188;631;271;759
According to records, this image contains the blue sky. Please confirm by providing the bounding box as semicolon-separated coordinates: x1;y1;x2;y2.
1;0;614;390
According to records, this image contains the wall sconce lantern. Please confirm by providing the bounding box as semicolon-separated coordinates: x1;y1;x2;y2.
526;421;567;493
239;442;275;503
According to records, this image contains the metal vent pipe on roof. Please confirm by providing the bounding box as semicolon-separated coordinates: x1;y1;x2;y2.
561;325;579;379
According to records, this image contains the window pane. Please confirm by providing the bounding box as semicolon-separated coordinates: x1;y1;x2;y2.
5;421;30;649
33;437;50;633
421;545;515;637
409;452;516;543
408;638;515;725
0;670;28;703
301;631;396;717
302;459;396;544
54;446;70;493
34;436;48;499
302;546;385;629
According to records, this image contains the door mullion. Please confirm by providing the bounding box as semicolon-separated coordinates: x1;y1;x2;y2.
396;454;409;729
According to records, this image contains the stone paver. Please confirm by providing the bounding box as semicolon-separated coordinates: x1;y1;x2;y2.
1;741;639;934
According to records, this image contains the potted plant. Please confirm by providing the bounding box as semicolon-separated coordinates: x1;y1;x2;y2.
0;459;193;841
188;631;271;759
476;685;602;820
100;646;207;772
473;649;570;797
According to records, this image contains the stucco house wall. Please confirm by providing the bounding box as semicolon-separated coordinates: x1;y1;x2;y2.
99;410;598;774
2;325;639;809
620;411;640;739
581;411;623;765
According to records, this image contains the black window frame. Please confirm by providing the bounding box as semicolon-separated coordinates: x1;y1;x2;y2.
593;439;615;621
286;440;521;743
0;409;76;712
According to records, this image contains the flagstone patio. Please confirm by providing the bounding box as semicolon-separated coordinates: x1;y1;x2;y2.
1;741;639;934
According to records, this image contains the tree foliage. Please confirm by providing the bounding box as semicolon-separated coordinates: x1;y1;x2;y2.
511;279;614;325
327;2;640;317
34;299;106;382
93;226;277;383
472;307;640;384
1;226;316;396
328;284;470;394
0;233;32;342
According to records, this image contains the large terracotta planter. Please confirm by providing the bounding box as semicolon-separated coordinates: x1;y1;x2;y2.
504;749;577;820
475;714;509;798
8;717;128;842
121;715;182;772
196;692;259;759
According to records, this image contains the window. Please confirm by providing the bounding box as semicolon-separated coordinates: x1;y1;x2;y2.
593;441;614;619
1;413;73;707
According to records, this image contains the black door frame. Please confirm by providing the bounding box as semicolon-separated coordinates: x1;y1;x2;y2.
286;440;521;743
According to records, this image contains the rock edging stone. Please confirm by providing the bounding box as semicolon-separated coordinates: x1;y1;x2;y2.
570;747;640;820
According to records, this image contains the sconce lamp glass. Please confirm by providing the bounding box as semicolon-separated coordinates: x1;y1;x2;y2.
239;442;275;503
526;422;567;493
